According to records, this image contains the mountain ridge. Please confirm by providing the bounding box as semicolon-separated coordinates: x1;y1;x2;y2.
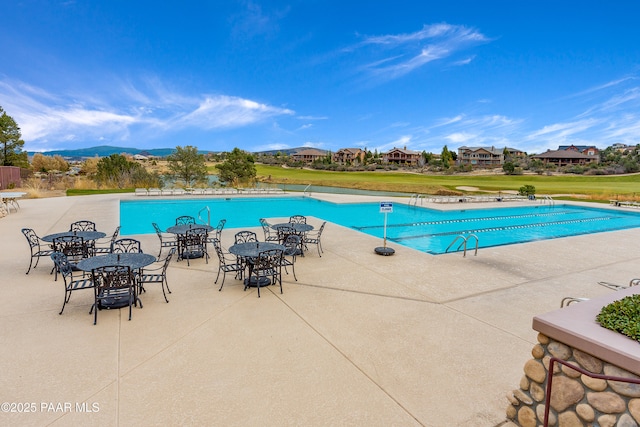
28;145;323;159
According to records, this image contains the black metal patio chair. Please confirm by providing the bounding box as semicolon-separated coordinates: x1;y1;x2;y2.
259;218;280;242
91;265;141;325
248;248;283;298
303;221;326;257
180;227;209;266
51;252;95;315
94;226;121;255
21;228;55;275
52;235;88;280
152;222;178;258
139;247;175;303
212;238;244;291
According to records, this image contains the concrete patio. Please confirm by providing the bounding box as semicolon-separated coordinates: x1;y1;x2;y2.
1;193;638;426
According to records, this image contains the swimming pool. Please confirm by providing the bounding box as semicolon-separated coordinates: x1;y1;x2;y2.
120;197;640;255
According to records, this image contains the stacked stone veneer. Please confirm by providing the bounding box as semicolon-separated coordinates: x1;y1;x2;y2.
507;333;640;426
0;203;7;218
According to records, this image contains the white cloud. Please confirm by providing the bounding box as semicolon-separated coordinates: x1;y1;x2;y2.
527;119;599;139
296;115;328;120
178;95;294;129
445;132;476;143
254;142;290;151
353;23;490;81
0;77;294;150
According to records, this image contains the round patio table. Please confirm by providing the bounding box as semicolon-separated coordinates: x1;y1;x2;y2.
228;242;284;287
76;253;157;272
270;223;313;234
271;223;312;255
42;230;106;243
0;191;26;212
166;224;214;259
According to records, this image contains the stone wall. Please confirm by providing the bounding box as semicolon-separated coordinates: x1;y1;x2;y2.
507;333;640;426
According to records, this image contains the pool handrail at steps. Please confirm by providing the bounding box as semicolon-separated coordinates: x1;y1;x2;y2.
445;234;478;257
198;206;211;226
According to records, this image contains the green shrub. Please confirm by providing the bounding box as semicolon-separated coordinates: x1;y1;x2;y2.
596;294;640;342
518;184;536;196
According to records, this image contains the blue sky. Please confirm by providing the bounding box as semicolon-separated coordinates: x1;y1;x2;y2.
2;1;640;155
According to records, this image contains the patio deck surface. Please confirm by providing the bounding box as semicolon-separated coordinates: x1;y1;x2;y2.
1;193;639;426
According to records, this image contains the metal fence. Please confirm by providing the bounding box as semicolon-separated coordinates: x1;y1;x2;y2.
0;166;28;190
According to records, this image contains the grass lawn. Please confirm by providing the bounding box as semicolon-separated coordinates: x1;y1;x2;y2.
255;165;640;200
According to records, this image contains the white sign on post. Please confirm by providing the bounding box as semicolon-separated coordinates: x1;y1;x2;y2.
380;201;393;213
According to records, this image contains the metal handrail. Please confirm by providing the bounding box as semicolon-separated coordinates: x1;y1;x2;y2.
445;234;478;257
409;194;423;207
544;357;640;426
465;234;478;256
198;206;210;226
303;184;311;197
446;235;466;253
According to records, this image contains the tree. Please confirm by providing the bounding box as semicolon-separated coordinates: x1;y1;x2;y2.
441;145;452;169
518;185;536;197
167;145;208;187
94;153;160;188
502;161;516;175
81;156;100;176
31;153;69;172
215;147;257;186
0;105;28;167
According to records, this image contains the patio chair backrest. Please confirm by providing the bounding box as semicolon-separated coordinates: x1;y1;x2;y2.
176;216;196;225
185;228;208;245
109;226;121;244
111;238;142;254
289;215;307;224
283;234;301;256
22;228;41;250
52;235;87;262
259;218;278;241
215;219;226;241
70;220;96;232
152;222;164;237
234;231;257;244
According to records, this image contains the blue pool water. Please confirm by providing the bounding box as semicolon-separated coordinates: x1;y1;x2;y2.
120;197;640;255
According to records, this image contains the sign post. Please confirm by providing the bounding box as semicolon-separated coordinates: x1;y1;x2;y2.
375;201;395;256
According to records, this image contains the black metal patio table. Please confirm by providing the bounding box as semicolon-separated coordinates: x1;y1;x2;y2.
76;253;157;272
166;224;214;259
228;242;284;287
42;230;106;243
270;223;313;255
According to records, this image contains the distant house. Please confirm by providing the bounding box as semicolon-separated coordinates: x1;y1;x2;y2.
532;149;598;167
133;154;148;161
610;143;629;152
558;145;600;157
333;148;365;164
505;147;526;158
456;146;505;168
382;147;421;166
291;148;327;163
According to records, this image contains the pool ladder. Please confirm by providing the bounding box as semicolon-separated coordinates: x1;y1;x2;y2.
445;234;479;257
541;195;555;206
198;206;211;226
409;194;424;206
303;184;312;197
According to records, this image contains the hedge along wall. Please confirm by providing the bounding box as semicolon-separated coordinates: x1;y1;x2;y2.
506;333;640;426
